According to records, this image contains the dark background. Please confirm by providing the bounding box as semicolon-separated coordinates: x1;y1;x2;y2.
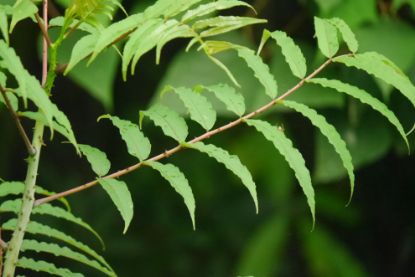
1;0;415;276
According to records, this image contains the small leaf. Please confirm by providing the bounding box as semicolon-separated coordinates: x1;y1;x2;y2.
79;144;111;177
0;9;9;44
186;142;258;213
2;219;112;271
146;161;196;229
282;100;355;201
65;34;98;74
262;30;307;78
0;199;103;248
100;115;151;161
246;119;315;222
202;83;245;116
314;17;339;58
193;16;267;37
156;24;194;64
21;240;114;276
10;0;38;32
144;0;203;18
182;0;254;22
169;87;217;130
309;78;409;149
139;103;188;142
328;17;358;53
236;47;278;98
0;91;18;111
98;178;134;234
334;52;415;109
17;257;84;277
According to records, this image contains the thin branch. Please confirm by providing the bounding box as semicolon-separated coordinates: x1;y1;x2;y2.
0;229;4;277
0;87;36;156
34;57;336;207
35;13;52;47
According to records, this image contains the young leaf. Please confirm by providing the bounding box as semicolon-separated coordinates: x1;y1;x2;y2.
334;52;415;109
0;199;103;248
314;17;339;58
282;100;355;201
122;18;163;79
186;142;258;213
193;16;267;37
309;78;409;149
145;161;196;229
21;240;114;276
236;47;278;98
246;119;315;222
90;13;145;61
98;178;134;234
10;0;38;32
328;18;358;53
2;219;112;271
169;87;217;130
181;0;254;22
79;144;111;177
261;30;307;79
139;103;188;143
100;115;151;161
17;257;83;277
202;83;245;116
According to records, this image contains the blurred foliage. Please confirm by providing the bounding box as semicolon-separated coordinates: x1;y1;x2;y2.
1;0;415;276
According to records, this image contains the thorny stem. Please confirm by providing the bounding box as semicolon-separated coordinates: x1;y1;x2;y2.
0;86;36;156
34;57;334;206
2;1;49;276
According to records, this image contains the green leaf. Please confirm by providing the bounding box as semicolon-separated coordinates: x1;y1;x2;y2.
260;30;307;79
100;115;151;161
156;24;194;64
10;0;38;32
168;87;216;130
91;13;144;61
328;17;358;53
0;181;70;210
236;47;278;99
334;52;415;109
51;103;79;153
0;90;18;111
49;16;96;33
122;18;163;79
182;0;254;22
0;41;53;126
193;16;267;37
186;142;258;213
282;100;355;201
139;103;188;142
246;119;315;222
309;78;409;149
21;240;114;276
17;257;84;277
0;9;9;44
146;161;196;229
0;199;104;248
314;17;339;58
65;33;97;74
98;178;134;234
2;219;112;271
144;0;203;18
79;144;111;177
202;83;245;116
236;215;289;277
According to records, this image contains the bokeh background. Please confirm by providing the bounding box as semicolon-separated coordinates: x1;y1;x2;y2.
1;0;415;276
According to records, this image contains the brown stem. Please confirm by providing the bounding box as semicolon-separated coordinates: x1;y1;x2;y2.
0;87;36;156
34;57;334;207
35;13;52;47
0;228;4;277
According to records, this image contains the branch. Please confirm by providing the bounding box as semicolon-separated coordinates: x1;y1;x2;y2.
34;13;52;47
34;57;336;207
0;87;36;156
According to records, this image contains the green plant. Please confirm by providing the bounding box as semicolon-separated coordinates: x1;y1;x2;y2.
0;0;414;276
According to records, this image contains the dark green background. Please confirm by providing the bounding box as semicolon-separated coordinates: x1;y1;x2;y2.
1;0;415;276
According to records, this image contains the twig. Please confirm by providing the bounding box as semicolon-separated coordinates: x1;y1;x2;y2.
34;57;335;207
0;87;36;156
35;13;52;47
